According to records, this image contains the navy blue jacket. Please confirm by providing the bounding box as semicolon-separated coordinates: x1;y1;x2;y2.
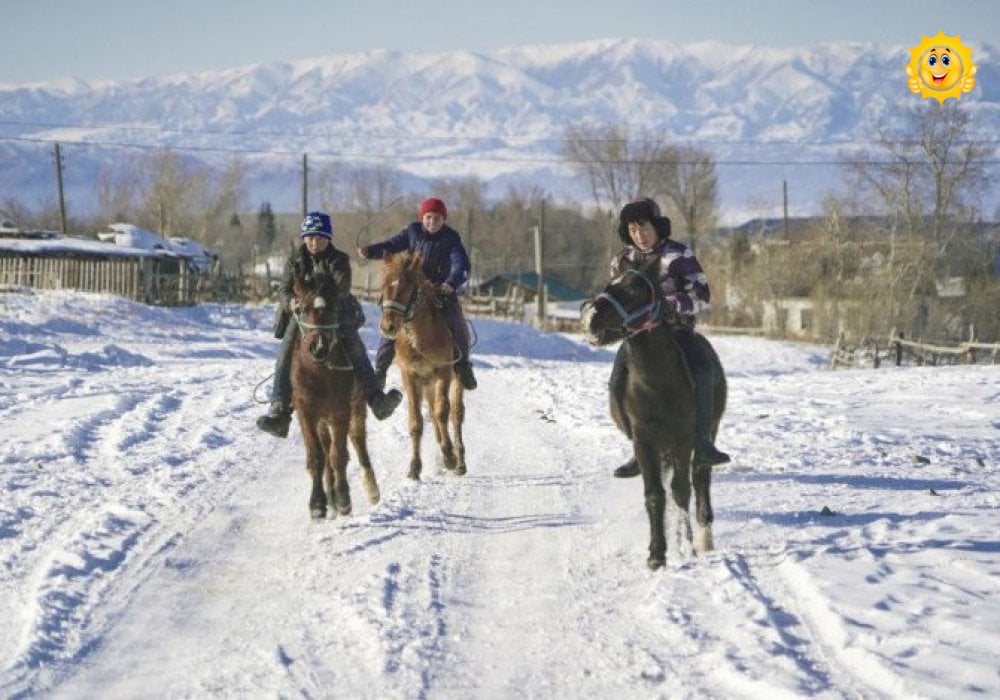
365;222;471;289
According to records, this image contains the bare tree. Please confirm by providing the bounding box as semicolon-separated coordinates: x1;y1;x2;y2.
561;123;677;214
661;144;719;252
845;103;993;249
841;102;996;339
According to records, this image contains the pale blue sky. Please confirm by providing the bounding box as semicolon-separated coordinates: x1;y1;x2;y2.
2;0;997;83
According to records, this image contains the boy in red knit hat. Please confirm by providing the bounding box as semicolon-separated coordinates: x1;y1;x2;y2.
358;196;477;390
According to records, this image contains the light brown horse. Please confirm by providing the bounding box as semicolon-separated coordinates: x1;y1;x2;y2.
378;252;467;480
291;272;380;518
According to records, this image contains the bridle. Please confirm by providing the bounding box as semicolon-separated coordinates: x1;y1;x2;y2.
596;269;663;337
380;276;422;323
293;291;352;370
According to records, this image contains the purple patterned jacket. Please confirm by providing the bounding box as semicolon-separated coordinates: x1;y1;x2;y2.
610;238;711;327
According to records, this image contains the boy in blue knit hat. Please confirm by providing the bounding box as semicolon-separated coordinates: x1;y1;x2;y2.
257;212;402;437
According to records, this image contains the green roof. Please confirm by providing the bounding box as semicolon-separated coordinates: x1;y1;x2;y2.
479;272;589;301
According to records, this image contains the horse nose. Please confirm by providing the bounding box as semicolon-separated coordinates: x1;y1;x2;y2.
309;335;327;361
379;316;398;339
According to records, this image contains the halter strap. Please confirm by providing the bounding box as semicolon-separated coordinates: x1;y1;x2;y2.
292;308;340;331
597;269;662;336
381;283;419;322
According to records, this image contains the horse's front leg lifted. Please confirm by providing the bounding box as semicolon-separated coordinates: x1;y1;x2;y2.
637;441;666;569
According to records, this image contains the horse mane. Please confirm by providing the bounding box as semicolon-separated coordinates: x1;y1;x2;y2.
382;251;437;294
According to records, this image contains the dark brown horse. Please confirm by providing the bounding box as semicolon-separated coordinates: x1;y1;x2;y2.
378;252;466;480
580;264;726;569
291;272;380;518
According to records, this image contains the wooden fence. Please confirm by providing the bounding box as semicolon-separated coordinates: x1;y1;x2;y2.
830;332;1000;369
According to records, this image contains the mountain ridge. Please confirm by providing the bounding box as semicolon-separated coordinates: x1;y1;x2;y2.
1;37;997;220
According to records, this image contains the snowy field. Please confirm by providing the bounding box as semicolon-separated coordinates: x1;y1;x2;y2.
1;289;998;699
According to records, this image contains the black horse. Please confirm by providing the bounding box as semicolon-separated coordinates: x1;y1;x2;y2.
580;264;726;569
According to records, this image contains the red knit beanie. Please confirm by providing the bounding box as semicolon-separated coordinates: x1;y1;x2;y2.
419;197;448;220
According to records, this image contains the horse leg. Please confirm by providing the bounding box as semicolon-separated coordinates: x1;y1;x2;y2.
327;421;352;516
349;392;380;505
668;452;694;556
450;383;466;476
404;374;424;480
692;463;715;552
636;440;666;570
431;379;457;471
300;416;327;519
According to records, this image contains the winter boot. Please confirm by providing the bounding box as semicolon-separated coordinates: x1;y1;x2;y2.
367;388;403;421
455;360;478;390
257;400;292;438
693;375;730;467
613;456;640;478
340;328;402;421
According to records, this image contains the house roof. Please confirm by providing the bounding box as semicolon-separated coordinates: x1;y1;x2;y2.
0;234;174;259
480;272;589;301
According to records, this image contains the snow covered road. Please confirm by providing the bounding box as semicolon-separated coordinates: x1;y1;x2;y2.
2;291;998;698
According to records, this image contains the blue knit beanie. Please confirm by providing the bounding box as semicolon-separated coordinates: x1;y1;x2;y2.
300;211;333;238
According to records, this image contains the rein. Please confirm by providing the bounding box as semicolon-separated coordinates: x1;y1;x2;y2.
597;269;662;337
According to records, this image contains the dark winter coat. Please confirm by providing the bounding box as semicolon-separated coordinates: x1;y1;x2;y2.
610;238;711;327
364;222;471;289
273;243;363;337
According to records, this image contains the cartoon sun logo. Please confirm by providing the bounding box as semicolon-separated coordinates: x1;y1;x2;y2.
905;31;977;103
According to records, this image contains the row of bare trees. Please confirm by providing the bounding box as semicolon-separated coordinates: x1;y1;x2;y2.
3;103;996;341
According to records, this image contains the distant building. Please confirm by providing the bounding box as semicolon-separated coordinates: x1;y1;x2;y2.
476;272;588;303
97;223;219;273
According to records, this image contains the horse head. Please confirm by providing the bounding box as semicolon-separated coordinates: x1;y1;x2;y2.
581;262;678;346
379;251;425;339
292;272;341;363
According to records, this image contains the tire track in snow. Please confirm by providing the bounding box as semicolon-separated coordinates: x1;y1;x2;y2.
0;362;274;697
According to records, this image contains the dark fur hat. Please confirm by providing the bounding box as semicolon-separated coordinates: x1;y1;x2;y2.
617;198;671;245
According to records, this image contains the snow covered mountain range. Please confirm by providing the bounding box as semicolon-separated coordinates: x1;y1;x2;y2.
1;38;997;220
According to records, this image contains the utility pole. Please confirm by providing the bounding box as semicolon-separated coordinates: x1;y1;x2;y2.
534;198;547;324
782;180;789;238
54;143;68;234
301;153;308;217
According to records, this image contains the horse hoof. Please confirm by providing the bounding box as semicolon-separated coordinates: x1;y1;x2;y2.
647;556;665;570
454;465;466;476
407;468;421;481
337;503;352;516
310;507;326;519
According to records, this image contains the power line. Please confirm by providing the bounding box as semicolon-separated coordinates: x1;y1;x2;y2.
2;134;998;166
1;119;998;147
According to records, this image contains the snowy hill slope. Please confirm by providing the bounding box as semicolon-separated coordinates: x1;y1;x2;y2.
2;38;998;218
